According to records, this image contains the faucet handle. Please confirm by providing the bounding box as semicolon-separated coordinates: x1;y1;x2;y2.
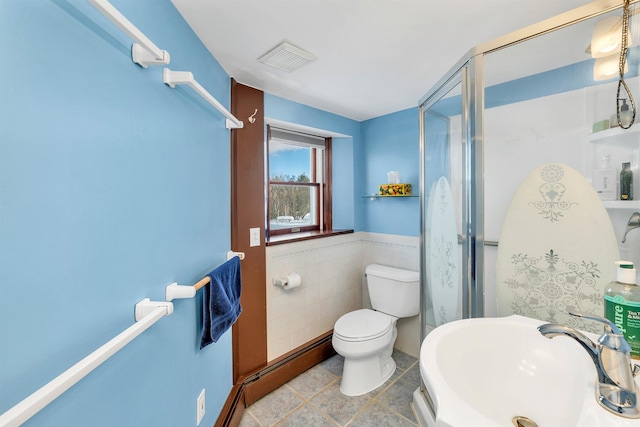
570;312;632;352
569;312;623;335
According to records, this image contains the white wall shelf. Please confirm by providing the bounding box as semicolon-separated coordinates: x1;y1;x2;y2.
588;126;640;144
602;200;640;209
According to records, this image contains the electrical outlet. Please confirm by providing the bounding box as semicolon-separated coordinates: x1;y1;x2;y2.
196;389;205;425
250;227;261;247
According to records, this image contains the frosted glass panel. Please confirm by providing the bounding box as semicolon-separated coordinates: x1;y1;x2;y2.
422;82;464;329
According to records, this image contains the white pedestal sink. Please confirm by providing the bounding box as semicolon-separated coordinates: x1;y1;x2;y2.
412;315;640;427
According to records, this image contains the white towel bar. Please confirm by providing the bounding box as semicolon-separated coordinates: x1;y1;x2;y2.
88;0;170;68
0;300;173;427
163;69;244;129
165;251;245;301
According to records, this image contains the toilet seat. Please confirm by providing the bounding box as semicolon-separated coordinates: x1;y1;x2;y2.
334;309;394;342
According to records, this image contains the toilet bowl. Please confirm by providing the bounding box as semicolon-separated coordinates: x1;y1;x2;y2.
332;264;419;396
332;309;397;396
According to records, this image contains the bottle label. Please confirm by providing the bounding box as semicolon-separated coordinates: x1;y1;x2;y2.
605;295;640;358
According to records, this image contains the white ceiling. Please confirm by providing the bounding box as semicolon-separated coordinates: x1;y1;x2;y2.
171;0;595;121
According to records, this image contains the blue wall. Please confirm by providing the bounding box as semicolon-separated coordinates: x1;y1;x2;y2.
1;1;233;425
359;108;420;236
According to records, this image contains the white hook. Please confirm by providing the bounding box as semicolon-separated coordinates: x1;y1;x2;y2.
248;109;258;124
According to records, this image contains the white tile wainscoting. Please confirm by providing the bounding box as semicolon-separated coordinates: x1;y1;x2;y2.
266;232;420;361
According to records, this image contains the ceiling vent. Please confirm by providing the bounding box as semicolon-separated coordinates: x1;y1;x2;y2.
258;42;317;73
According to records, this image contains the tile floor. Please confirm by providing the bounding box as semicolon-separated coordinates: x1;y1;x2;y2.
239;350;420;427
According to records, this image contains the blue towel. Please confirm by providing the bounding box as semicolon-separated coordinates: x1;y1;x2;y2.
200;256;242;349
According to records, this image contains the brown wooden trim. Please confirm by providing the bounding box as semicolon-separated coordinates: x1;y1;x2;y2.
214;332;337;427
311;147;317;181
266;229;354;246
266;125;272;237
230;80;267;381
324;138;333;231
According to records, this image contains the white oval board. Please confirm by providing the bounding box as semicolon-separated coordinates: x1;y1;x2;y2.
496;163;619;333
427;176;459;326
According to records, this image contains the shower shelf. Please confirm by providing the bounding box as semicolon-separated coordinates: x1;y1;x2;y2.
588;126;640;144
602;200;640;209
362;195;418;200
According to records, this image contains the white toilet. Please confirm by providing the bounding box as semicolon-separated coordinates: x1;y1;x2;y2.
332;264;420;396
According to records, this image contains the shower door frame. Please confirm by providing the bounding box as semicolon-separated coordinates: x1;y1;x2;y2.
419;55;485;342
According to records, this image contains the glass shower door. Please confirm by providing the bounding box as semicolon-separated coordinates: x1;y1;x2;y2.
420;74;467;335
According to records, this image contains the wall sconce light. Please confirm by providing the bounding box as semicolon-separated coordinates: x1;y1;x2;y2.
591;13;632;81
594;53;628;81
591;16;632;58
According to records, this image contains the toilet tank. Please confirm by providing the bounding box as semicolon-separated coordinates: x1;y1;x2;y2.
366;264;420;318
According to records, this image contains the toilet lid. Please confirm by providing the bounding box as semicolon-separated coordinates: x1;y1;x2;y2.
334;309;394;342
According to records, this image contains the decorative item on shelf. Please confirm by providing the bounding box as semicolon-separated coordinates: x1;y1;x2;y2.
619;98;634;127
611;99;635;128
379;183;412;196
379;170;411;196
593;154;617;201
610;111;620;128
621;162;633;200
592;119;610;133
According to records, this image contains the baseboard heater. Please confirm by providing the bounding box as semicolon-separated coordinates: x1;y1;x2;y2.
215;332;335;427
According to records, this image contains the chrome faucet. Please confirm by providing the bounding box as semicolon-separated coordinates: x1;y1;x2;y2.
538;312;640;419
622;211;640;243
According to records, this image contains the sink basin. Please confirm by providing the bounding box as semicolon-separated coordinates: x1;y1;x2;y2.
414;315;640;427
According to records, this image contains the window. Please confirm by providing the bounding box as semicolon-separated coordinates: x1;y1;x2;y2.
267;126;332;238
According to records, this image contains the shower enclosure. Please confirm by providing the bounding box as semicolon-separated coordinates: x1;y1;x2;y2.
419;0;640;349
417;1;640;424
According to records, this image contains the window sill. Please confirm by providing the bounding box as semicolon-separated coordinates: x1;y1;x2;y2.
266;229;354;246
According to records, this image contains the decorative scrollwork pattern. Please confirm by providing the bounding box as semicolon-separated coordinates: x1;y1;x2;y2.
503;249;602;333
529;164;577;222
